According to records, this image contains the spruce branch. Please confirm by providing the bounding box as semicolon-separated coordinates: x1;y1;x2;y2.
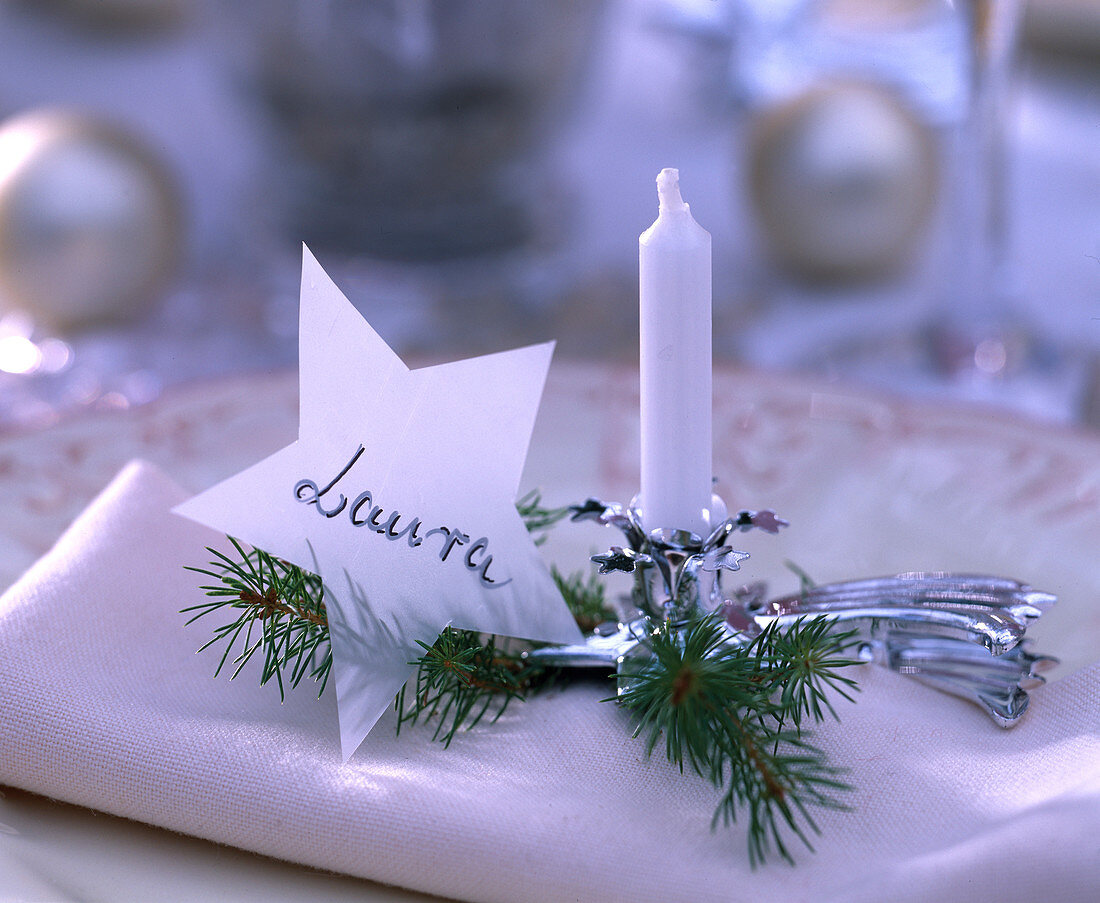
749;617;861;729
390;566;606;743
184;494;574;703
183;538;331;701
616;612;859;866
552;564;616;632
394;629;548;747
784;559;818;597
515;489;572;545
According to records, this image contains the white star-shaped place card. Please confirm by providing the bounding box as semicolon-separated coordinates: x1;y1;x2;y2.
174;246;582;759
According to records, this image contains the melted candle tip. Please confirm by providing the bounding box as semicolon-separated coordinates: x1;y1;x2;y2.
656;168;685;213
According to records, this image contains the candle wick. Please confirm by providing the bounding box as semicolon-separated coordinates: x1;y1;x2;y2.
656;168;686;213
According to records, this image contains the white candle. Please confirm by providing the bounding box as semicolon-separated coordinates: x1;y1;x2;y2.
639;168;714;536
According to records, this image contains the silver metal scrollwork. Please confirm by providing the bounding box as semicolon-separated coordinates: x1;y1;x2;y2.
527;497;1057;727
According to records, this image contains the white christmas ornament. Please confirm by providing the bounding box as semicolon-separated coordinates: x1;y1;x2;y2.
0;109;181;330
175;247;582;759
747;82;937;282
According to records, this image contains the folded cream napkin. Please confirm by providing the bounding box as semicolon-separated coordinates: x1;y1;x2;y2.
1;460;1098;902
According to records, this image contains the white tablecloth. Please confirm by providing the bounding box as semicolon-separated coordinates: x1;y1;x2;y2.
1;458;1098;902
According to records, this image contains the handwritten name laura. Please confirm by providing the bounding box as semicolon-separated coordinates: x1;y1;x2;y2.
293;445;512;589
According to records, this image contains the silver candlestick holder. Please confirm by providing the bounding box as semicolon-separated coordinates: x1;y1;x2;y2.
527;496;1057;727
569;495;781;623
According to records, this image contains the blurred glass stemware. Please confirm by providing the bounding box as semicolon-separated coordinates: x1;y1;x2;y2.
903;0;1090;421
930;0;1024;376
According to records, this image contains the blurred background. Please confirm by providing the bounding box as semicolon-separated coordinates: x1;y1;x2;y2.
0;0;1097;431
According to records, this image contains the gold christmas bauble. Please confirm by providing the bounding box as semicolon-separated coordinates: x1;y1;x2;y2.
747;81;938;282
0;109;182;330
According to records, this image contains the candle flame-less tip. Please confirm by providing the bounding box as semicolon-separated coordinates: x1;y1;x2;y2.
656;168;686;212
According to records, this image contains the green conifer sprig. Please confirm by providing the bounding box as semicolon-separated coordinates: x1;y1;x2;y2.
750;615;861;729
514;489;572;544
183;538;331;700
551;565;617;632
617;614;860;866
183;496;569;701
394;629;547;747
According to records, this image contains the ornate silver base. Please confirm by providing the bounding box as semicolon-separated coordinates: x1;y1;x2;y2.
527;498;1057;728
